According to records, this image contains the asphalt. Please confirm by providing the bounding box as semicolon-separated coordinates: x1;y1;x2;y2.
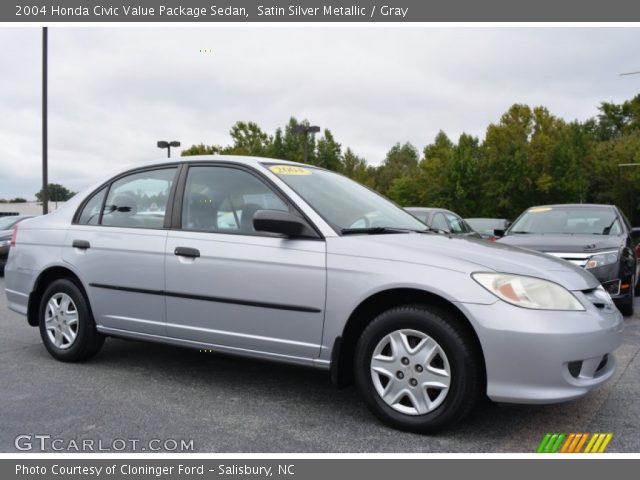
0;276;638;453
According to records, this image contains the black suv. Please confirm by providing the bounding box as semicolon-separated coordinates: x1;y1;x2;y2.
496;204;640;316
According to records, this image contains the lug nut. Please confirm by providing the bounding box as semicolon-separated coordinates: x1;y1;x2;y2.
409;378;418;387
415;365;424;372
401;357;409;365
396;371;404;379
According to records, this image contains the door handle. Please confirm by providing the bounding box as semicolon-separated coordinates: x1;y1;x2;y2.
72;240;91;249
174;247;200;258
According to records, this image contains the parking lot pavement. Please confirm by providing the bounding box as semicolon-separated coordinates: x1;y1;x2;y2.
1;277;638;453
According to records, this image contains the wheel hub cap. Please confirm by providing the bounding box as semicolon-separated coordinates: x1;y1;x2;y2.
44;293;79;350
370;329;451;415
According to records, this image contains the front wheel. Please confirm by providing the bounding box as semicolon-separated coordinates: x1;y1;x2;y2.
354;305;483;433
38;278;104;362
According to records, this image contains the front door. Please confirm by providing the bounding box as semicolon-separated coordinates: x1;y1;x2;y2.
164;165;326;361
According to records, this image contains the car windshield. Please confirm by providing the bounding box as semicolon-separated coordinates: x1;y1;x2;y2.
466;218;504;235
265;164;428;233
0;216;21;230
509;206;621;235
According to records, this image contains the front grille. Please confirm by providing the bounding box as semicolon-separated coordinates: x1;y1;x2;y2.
545;252;591;267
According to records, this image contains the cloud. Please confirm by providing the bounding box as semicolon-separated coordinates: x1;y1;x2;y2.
0;26;638;199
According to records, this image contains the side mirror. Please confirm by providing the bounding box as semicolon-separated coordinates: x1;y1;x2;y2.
493;228;505;238
253;210;316;238
631;227;640;239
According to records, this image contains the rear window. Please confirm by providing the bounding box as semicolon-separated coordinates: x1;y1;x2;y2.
77;168;177;229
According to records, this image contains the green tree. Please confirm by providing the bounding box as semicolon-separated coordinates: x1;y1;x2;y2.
315;129;342;171
35;184;75;205
376;142;419;196
181;143;222;156
281;117;318;164
342;148;375;187
226;121;273;157
481;104;536;218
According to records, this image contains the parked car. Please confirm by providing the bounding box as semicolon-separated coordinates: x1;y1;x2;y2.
465;218;510;240
496;204;640;316
5;157;623;433
0;215;34;275
405;207;481;238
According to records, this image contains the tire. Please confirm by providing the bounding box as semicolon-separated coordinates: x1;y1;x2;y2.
354;305;483;433
38;278;104;362
617;274;635;317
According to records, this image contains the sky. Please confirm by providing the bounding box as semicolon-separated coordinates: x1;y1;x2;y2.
0;26;639;199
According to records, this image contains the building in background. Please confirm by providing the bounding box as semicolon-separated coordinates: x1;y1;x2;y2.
0;201;64;216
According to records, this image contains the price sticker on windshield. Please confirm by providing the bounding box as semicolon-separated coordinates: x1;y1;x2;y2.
269;165;312;176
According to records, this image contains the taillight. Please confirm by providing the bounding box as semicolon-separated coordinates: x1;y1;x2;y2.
10;225;18;246
635;244;640;258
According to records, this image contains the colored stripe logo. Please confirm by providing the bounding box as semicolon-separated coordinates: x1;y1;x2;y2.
536;433;613;453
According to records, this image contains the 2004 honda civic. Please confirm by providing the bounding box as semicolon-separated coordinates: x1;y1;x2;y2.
4;156;624;432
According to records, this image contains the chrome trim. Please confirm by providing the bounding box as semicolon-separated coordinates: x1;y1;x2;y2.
4;288;29;298
103;314;322;349
96;326;329;369
545;250;619;268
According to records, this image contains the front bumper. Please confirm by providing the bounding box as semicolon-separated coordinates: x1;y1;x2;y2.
457;295;624;404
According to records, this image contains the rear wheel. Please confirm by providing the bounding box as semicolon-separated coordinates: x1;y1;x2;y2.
354;305;483;433
38;279;104;362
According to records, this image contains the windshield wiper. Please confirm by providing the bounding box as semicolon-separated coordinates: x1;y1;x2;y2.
341;226;432;235
602;218;617;235
510;231;533;234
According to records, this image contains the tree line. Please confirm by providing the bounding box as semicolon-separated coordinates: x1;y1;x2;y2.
181;94;640;224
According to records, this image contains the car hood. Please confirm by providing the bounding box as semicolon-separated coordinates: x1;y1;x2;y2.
497;233;623;253
328;233;599;291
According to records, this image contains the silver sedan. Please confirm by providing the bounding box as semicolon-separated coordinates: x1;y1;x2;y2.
4;156;623;433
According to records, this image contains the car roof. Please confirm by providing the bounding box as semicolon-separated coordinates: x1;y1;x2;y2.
406;207;453;215
526;203;616;209
128;155;307;170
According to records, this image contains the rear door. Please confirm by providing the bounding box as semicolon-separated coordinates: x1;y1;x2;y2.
164;164;327;360
63;166;179;336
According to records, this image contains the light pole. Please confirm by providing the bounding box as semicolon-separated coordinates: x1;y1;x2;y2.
42;27;48;215
292;124;320;164
157;140;180;158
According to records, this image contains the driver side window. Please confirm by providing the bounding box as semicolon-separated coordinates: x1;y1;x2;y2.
181;166;289;235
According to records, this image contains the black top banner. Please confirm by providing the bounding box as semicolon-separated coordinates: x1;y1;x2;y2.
3;0;640;22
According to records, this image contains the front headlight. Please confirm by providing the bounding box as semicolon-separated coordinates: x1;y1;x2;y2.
585;251;618;269
472;272;585;311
